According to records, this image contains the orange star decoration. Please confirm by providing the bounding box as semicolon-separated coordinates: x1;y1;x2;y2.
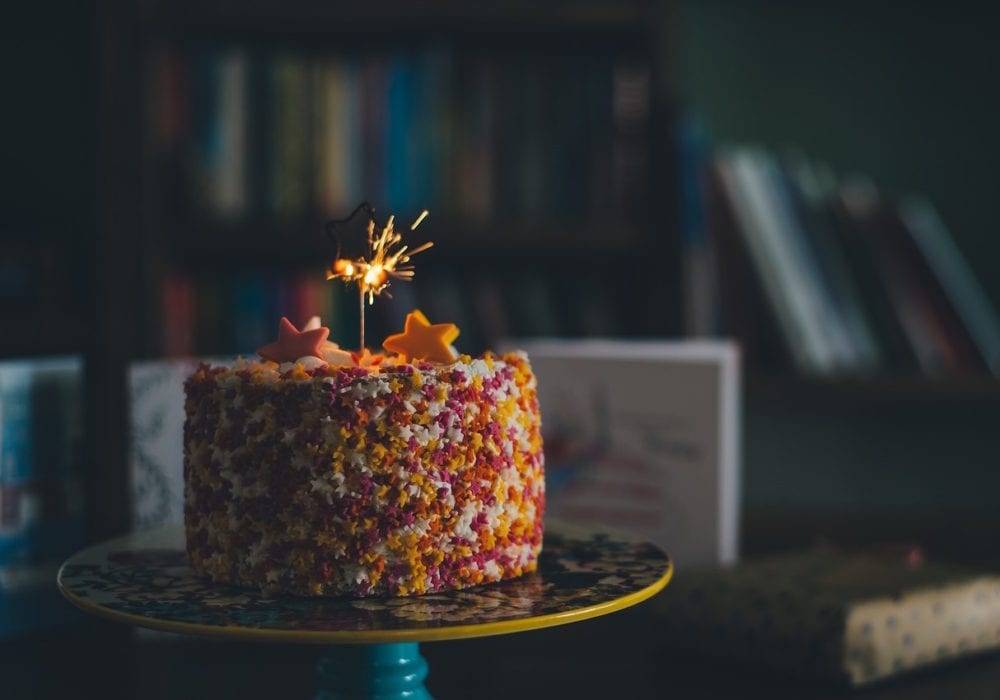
257;317;330;363
350;348;385;369
382;310;460;364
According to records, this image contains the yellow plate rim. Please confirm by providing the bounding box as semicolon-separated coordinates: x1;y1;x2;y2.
57;557;672;645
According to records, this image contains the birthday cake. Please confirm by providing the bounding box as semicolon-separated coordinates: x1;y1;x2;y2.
183;209;544;597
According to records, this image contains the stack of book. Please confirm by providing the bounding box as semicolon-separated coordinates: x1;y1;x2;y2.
680;139;1000;377
0;357;85;636
148;43;649;231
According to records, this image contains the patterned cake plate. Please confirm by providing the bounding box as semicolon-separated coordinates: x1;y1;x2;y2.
58;527;671;699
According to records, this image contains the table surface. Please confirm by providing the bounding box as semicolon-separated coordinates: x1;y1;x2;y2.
57;526;672;644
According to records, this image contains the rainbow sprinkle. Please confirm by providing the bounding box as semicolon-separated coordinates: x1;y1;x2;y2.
184;352;545;597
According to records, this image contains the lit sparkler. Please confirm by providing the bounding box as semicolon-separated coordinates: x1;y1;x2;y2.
324;203;433;351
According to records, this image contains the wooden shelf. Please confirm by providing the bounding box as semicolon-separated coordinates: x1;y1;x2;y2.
747;373;1000;403
0;311;89;359
162;215;646;265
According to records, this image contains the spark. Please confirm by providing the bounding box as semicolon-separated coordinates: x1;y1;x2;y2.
326;209;433;303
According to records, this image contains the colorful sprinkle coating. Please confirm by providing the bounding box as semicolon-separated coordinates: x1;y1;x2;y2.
183;352;545;597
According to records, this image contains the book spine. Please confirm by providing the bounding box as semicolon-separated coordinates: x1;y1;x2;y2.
315;59;351;215
716;151;831;373
611;60;651;228
161;272;194;357
837;183;957;375
214;49;248;218
191;48;221;216
782;156;883;372
899;197;1000;376
756;152;855;372
269;55;309;217
678;115;719;338
880;205;982;374
384;55;414;212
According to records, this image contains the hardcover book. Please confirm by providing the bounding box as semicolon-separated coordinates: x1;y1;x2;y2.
653;547;1000;686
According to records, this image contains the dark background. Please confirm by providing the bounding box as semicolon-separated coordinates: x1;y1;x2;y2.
2;1;999;698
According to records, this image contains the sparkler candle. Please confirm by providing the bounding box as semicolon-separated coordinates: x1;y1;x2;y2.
324;202;433;351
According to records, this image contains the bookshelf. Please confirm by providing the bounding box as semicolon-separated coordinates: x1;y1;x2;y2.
7;1;996;547
85;0;680;537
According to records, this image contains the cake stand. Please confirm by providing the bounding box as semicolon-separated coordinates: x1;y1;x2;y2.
58;527;672;699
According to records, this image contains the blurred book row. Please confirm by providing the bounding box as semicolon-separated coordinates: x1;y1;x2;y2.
0;358;85;636
681;137;1000;377
161;263;623;358
149;44;649;229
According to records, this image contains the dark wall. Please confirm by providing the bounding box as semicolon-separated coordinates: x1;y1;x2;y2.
677;2;1000;516
678;0;1000;308
0;3;96;336
1;3;96;229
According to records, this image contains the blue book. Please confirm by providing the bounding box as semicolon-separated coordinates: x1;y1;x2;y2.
385;54;415;212
900;196;1000;376
231;275;269;356
0;357;85;637
419;48;450;213
192;48;222;213
0;362;33;486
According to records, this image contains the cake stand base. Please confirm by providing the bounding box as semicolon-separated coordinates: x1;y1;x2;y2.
58;527;672;700
316;643;430;700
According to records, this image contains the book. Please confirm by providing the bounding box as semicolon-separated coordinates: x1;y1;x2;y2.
315;58;361;215
781;155;882;372
417;48;451;215
899;196;1000;376
715;150;837;373
881;204;985;374
707;161;791;371
830;182;921;372
268;54;310;217
147;44;188;152
652;546;1000;686
453;55;495;225
611;60;650;227
384;55;416;212
0;357;84;636
758;151;859;371
214;49;248;218
161;272;195;356
837;182;958;375
230;274;268;356
191;47;222;216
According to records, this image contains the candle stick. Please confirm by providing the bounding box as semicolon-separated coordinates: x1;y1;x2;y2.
325;203;433;352
359;285;365;351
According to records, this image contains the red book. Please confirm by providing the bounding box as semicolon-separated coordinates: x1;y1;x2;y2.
162;273;194;357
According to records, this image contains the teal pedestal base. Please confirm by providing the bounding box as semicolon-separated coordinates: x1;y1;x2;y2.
316;642;431;700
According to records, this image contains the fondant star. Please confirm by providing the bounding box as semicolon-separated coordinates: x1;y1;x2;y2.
351;348;385;368
257;317;330;363
382;310;459;363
